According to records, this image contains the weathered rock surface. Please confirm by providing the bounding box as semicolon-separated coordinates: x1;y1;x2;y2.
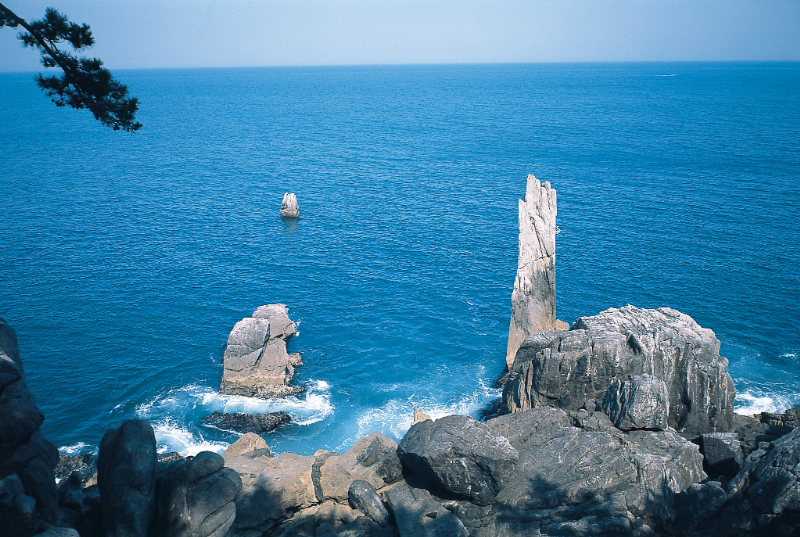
734;420;793;458
348;479;390;527
412;406;431;425
280;192;300;218
699;432;743;477
223;432;271;457
385;485;469;537
0;318;60;525
672;427;800;536
220;304;304;399
153;451;243;537
54;453;95;485
758;405;800;428
506;174;558;368
204;411;291;434
397;414;518;506
504;305;736;434
602;373;669;431
97;419;156;537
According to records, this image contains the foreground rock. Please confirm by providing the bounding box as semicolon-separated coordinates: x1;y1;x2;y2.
219;304;304;399
203;411;291;434
385;485;468;537
97;419;157;537
397;415;518;506
504;305;736;434
506;174;559;368
602;373;669;431
280;193;300;218
0;317;60;528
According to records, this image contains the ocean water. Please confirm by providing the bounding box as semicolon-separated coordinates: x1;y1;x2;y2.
1;63;799;457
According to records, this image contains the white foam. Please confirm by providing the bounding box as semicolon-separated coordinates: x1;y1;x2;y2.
780;353;797;359
152;420;229;457
59;442;95;456
735;390;797;416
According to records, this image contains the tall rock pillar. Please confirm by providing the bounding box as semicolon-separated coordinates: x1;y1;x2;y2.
506;175;557;368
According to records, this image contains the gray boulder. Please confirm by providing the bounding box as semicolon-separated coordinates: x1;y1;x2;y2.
385;485;468;537
348;479;390;527
506;174;558;369
602;373;669;431
203;410;290;434
153;451;242;537
503;305;735;435
699;432;743;477
280;193;300;218
397;414;518;506
97;419;157;537
219;305;304;399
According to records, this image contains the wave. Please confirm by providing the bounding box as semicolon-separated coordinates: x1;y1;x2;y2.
735;389;798;416
59;441;96;456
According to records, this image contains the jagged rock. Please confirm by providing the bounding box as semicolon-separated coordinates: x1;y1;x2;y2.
224;432;270;456
734;420;792;458
385;485;468;537
274;500;392;537
203;411;291;434
759;405;800;428
219;305;304;399
318;433;403;503
0;318;60;525
503;305;735;435
670;482;728;534
348;479;390;527
602;373;669;431
97;419;156;537
506;174;558;368
412;406;431;425
153;451;242;537
699;432;743;477
397;414;518;506
280;192;300;218
54;453;95;484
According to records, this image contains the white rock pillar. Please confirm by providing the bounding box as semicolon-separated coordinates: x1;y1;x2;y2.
280;193;300;217
506;175;557;369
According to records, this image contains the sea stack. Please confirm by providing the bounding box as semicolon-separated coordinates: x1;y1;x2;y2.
220;304;304;399
280;193;300;218
505;175;557;368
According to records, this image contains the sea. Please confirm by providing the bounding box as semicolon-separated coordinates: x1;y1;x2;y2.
1;62;799;458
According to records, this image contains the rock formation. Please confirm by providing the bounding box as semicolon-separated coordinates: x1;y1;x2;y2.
203;411;291;434
280;193;300;218
503;305;736;434
219;304;304;399
506;174;558;368
601;373;669;431
0;317;61;528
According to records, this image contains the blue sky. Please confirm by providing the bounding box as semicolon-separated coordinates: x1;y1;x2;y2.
1;0;798;71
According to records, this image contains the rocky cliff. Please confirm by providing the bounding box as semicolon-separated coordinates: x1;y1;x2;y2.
505;174;558;369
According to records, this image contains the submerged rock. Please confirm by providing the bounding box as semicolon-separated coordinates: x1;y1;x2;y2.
203;411;291;434
219;304;304;399
506;174;559;368
504;305;736;435
280;192;300;218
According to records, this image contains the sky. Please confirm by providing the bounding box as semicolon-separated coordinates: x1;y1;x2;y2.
1;0;798;71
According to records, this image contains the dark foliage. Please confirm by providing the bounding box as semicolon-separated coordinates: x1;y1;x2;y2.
0;3;141;131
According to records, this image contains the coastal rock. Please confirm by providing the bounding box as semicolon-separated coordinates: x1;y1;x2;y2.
397;414;518;506
412;406;431;425
758;405;800;428
97;419;156;537
219;304;304;399
733;420;793;458
223;432;271;457
203;411;291;434
601;373;669;431
153;451;242;537
506;174;558;368
503;305;735;434
280;192;300;218
699;432;743;477
0;318;60;525
348;479;390;527
54;453;95;485
385;484;469;537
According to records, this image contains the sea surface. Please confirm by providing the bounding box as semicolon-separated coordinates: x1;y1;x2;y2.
1;63;799;457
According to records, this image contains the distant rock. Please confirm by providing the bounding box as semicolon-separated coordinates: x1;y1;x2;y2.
503;305;736;435
223;432;271;457
602;373;669;431
219;304;304;399
506;175;559;368
97;419;156;537
397;415;518;506
412;406;431;425
280;192;300;218
203;411;291;434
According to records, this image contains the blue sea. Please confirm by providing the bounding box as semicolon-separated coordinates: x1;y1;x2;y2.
1;63;799;457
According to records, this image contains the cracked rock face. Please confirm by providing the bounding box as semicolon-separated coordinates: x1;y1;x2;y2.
506;174;558;369
503;305;735;435
219;304;304;399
